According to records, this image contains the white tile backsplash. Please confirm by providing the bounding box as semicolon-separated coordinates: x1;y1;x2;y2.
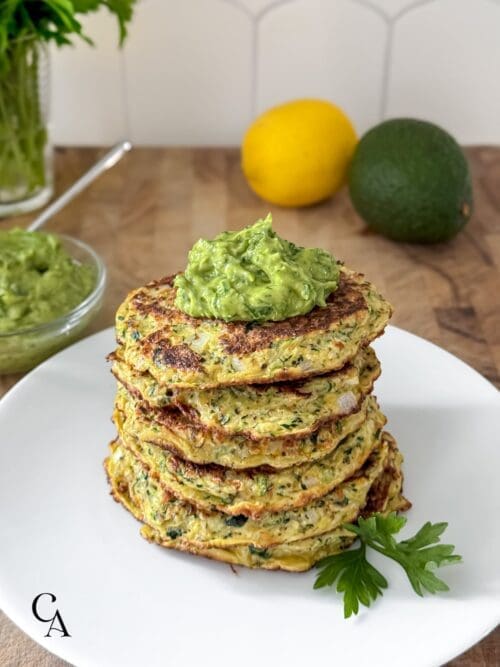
364;0;422;19
257;0;387;135
231;0;279;16
50;0;500;146
124;0;253;145
386;0;500;144
51;10;127;145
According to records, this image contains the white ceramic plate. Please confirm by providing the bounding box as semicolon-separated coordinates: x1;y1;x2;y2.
0;326;498;667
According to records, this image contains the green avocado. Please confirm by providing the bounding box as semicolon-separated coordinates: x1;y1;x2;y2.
348;118;473;243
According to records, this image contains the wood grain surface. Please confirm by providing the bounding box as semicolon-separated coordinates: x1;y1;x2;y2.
0;147;498;667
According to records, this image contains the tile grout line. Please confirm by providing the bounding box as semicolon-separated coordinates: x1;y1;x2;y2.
218;0;254;19
253;0;298;118
129;0;478;143
219;0;302;125
253;0;391;123
380;0;440;120
393;0;438;22
216;0;257;132
349;0;391;123
119;47;132;142
350;0;390;22
380;20;394;121
216;0;416;130
251;18;258;118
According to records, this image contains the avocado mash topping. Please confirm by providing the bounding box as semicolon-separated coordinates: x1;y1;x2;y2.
174;214;339;322
0;228;95;334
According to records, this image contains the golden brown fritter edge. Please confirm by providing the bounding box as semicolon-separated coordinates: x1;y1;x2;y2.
103;431;410;572
114;268;392;388
129;272;368;356
110;359;380;447
114;408;385;519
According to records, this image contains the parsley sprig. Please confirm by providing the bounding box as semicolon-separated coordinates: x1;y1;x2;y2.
0;2;135;205
0;0;136;69
314;513;462;618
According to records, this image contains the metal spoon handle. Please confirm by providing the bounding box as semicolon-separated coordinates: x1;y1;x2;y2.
28;140;132;232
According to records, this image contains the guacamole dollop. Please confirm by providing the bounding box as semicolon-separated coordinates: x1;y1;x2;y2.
0;228;95;334
174;214;339;322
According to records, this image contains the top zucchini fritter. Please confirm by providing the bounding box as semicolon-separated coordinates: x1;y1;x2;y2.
115;267;392;389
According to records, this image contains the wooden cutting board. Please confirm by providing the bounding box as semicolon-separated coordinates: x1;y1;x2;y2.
0;146;498;666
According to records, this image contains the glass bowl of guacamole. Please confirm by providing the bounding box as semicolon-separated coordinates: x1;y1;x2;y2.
0;229;106;374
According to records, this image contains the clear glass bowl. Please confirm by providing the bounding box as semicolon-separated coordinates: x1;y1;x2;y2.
0;235;106;375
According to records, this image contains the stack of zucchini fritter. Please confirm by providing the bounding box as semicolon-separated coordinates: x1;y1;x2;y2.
105;267;410;571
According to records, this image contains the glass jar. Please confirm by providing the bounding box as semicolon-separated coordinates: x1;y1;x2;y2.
0;36;53;217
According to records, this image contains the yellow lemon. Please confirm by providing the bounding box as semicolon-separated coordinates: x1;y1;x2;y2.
242;99;357;207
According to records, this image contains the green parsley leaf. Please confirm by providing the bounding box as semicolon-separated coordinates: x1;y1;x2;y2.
315;541;388;618
314;513;462;617
0;0;137;70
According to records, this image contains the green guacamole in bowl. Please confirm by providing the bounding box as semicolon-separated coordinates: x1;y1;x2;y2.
0;229;106;374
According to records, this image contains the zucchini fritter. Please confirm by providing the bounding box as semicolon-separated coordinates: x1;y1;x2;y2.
106;258;410;574
115;268;391;389
114;391;373;470
105;438;388;549
118;398;386;518
112;346;380;440
106;432;408;571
